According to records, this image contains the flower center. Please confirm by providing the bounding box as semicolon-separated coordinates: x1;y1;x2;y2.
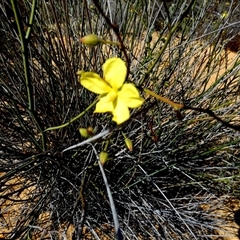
108;90;117;101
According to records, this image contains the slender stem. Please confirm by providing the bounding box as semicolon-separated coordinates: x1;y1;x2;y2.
92;0;130;78
10;0;33;111
10;0;46;150
144;88;184;110
140;0;196;85
183;105;240;131
103;140;109;152
144;88;240;131
25;0;37;40
101;39;121;46
44;99;98;132
92;145;122;240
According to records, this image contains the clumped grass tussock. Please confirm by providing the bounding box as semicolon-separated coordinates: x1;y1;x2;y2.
0;0;240;239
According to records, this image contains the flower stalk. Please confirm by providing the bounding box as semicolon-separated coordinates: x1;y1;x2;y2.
144;88;184;110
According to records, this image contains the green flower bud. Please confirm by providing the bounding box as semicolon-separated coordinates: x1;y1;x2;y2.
79;128;89;138
99;151;108;165
76;70;85;76
124;138;133;151
79;127;94;138
80;34;101;46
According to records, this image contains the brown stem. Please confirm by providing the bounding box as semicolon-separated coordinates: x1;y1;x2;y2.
183;105;240;131
92;0;130;79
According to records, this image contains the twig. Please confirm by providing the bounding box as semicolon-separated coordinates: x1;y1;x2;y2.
183;105;240;131
91;144;123;240
92;0;130;78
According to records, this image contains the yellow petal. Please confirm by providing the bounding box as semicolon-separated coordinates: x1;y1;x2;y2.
112;98;130;124
118;83;144;108
80;72;112;94
102;58;127;91
95;95;114;113
101;91;117;102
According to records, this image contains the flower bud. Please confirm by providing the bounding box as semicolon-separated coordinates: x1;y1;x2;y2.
79;127;94;138
80;34;101;46
124;138;133;151
99;151;108;165
76;70;85;76
221;12;228;19
87;126;94;135
79;128;89;138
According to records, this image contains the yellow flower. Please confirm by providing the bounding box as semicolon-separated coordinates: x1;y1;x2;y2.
80;58;144;124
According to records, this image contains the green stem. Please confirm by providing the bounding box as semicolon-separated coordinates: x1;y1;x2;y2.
143;22;180;82
10;0;33;111
10;0;46;151
100;39;121;46
103;140;109;152
44;99;98;132
140;0;196;85
144;88;184;110
25;0;37;40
